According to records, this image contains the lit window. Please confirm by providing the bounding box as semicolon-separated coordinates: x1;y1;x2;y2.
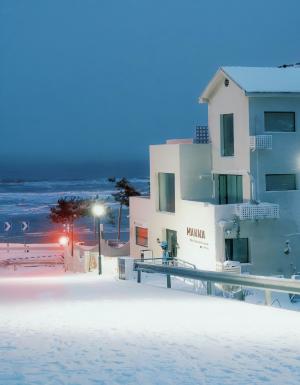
135;227;148;247
265;112;295;132
225;238;249;264
266;174;297;191
220;114;234;156
158;173;175;212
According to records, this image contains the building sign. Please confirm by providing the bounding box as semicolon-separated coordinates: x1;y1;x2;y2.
187;227;206;239
186;227;208;249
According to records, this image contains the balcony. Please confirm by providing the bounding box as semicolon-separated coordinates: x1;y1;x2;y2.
235;202;279;220
250;135;272;151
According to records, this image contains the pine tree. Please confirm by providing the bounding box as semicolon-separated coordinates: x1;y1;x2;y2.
49;197;90;255
110;177;141;241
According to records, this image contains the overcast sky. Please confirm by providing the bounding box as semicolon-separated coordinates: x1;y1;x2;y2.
0;0;299;179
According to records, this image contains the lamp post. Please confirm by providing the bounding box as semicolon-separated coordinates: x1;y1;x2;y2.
59;235;69;247
92;203;105;275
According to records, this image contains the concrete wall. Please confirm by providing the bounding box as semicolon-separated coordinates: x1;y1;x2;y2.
130;196;218;270
245;96;300;275
179;144;213;202
129;196;152;259
130;143;218;270
208;75;251;201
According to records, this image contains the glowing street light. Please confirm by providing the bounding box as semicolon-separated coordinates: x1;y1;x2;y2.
92;203;105;275
59;235;69;247
92;204;105;217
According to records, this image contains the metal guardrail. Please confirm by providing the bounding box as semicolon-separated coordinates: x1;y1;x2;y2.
134;261;300;305
0;255;64;269
137;257;196;269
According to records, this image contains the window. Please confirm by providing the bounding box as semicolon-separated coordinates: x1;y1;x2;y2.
225;238;249;264
158;173;175;212
219;174;243;204
220;113;234;156
266;174;297;191
265;112;295;132
135;227;148;247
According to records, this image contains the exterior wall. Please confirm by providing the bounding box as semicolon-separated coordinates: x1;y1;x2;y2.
150;144;181;214
180;144;213;202
246;96;300;275
130;197;218;270
129;196;152;259
208;76;251;201
130;143;218;270
176;201;217;270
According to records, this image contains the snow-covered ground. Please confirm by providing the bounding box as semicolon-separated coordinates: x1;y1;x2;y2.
1;268;300;385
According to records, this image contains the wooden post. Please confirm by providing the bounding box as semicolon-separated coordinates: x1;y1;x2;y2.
137;270;141;283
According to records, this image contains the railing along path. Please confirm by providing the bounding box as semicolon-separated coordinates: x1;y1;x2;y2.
134;258;300;305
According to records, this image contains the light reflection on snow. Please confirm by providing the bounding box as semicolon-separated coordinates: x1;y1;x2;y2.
0;271;300;384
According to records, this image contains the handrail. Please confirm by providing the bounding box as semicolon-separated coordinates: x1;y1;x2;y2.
136;257;196;269
175;258;197;270
134;261;300;296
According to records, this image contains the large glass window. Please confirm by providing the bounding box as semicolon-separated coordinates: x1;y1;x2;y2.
265;112;295;132
225;238;249;264
135;227;148;247
219;175;243;204
266;174;297;191
158;173;175;212
220;113;234;156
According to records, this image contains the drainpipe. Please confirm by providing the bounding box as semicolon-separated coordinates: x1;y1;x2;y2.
247;172;257;204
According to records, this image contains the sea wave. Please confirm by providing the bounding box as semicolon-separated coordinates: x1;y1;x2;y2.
0;178;147;217
0;177;149;191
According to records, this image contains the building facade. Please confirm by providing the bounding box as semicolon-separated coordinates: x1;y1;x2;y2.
130;66;300;276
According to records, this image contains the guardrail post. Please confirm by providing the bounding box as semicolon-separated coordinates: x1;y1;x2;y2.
137;270;141;283
206;281;212;296
167;274;171;289
264;289;272;306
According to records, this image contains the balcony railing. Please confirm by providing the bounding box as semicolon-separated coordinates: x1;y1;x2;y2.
250;135;272;150
235;202;279;220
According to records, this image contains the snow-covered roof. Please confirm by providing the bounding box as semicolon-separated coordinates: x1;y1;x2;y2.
200;66;300;102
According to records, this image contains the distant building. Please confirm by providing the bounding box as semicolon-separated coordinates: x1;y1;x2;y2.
130;66;300;276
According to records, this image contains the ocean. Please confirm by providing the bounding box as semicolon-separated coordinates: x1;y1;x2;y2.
0;178;149;244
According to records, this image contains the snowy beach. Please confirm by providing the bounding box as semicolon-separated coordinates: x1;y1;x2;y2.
1;269;300;385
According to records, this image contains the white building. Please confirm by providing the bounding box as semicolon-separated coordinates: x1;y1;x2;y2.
130;66;300;276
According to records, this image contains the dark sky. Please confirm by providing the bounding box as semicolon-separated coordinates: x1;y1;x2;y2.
0;0;299;179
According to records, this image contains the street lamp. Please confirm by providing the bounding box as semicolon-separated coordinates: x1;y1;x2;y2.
59;235;69;247
92;203;105;275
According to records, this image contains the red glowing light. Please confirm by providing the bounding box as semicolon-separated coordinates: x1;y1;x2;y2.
59;236;69;247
